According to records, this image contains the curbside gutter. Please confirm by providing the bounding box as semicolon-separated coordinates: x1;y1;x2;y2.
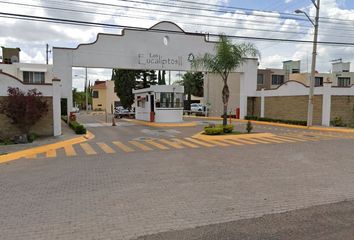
0;131;94;164
184;116;354;134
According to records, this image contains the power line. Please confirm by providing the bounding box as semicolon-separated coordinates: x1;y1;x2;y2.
1;12;354;47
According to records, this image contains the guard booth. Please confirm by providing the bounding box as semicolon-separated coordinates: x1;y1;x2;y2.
133;85;184;123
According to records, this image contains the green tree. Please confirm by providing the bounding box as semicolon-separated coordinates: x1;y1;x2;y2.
136;70;158;88
112;69;137;109
192;35;259;125
158;70;166;85
176;72;204;110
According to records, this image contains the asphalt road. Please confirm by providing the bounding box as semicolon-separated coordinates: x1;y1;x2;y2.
135;200;354;240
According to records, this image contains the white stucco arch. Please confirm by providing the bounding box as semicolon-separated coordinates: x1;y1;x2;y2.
53;21;258;134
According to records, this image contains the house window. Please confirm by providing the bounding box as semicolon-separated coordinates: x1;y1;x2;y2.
92;90;99;98
315;77;323;87
292;69;300;73
23;71;45;84
271;75;284;85
338;77;351;87
257;74;264;85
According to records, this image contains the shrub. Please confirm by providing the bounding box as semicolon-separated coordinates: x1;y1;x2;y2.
331;116;345;127
216;124;234;133
69;121;87;134
204;127;223;135
245;116;307;126
246;120;253;133
28;133;38;143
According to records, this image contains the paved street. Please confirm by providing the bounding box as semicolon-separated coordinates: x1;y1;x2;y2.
1;115;354;239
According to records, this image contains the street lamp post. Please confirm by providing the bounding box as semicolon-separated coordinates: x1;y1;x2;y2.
295;0;320;127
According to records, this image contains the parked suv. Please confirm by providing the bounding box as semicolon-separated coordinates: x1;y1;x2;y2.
190;103;205;112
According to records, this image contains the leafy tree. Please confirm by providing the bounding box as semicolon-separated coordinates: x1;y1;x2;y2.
158;70;166;85
136;70;158;88
176;72;204;110
0;87;49;135
192;35;259;125
72;88;89;110
112;69;137;109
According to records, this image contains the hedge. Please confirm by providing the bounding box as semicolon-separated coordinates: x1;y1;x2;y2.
69;120;87;134
216;124;234;133
204;127;223;135
245;116;307;126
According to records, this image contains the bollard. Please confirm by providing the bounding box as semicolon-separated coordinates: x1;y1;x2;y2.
112;116;116;126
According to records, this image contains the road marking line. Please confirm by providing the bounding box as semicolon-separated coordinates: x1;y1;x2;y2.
243;138;271;144
172;138;200;148
112;141;135;152
64;145;77;157
268;136;297;142
273;135;305;142
259;137;285;143
223;139;244;146
230;139;258;145
97;142;115;154
129;141;153;151
25;154;37;159
80;143;97;155
203;139;230;147
185;138;214;147
46;149;57;158
145;140;170;150
159;139;184;149
281;135;318;142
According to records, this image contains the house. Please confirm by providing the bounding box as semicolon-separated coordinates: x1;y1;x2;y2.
91;80;120;113
0;47;53;84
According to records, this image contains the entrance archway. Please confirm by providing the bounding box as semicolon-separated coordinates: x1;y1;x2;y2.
53;21;257;134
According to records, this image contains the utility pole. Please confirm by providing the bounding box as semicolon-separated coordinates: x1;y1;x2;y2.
295;0;320;127
85;68;88;113
46;44;51;65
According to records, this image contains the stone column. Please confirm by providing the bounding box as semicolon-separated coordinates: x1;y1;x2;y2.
52;78;62;136
260;88;265;118
321;81;332;126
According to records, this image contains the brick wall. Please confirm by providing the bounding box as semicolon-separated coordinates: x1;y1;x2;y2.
331;96;354;126
264;95;323;125
0;97;53;139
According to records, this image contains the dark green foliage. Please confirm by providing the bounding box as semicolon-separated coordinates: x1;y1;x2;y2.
28;132;38;143
246;121;253;133
176;71;204;110
69;121;87;134
331;116;345;127
158;70;166;85
204;127;223;135
245;116;307;126
216;124;234;133
112;69;137;110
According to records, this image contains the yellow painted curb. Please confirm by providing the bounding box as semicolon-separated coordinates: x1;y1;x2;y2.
192;132;275;141
184;116;354;134
0;131;95;164
124;119;198;127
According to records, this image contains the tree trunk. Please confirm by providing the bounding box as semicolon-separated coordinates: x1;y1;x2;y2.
222;81;229;126
187;92;192;110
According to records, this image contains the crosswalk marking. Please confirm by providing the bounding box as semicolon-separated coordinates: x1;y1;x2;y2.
172;138;200;148
224;139;244;146
268;136;297;142
97;142;115;154
259;137;285;143
204;139;230;147
113;141;135;152
276;135;309;142
46;149;57;158
244;138;271;144
287;135;319;141
159;139;184;149
80;143;97;155
184;138;215;147
129;141;153;151
145;140;170;150
64;145;77;156
231;139;257;145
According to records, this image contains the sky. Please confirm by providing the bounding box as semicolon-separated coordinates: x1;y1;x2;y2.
1;0;354;90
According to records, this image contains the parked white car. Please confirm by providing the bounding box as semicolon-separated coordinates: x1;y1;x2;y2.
190;103;205;112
